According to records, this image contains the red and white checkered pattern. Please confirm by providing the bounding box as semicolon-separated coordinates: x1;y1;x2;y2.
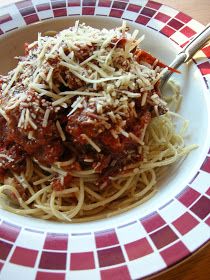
0;1;210;279
117;222;147;244
14;229;45;250
69;234;96;252
127;251;166;279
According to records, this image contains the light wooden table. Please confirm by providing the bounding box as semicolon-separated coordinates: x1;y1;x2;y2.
0;1;209;279
157;0;209;25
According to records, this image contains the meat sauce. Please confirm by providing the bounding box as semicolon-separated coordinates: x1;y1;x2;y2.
0;32;173;188
66;104;151;153
0;86;157;185
0;116;26;175
0;91;64;180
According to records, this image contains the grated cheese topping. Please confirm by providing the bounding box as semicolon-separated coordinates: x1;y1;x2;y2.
82;134;101;153
0;21;168;154
56;120;66;141
0;154;14;162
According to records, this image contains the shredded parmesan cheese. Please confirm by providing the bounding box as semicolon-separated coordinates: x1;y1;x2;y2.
67;96;84;116
0;21;169;171
42;109;51;127
0;108;10;123
0;154;14;162
3;63;23;94
82;134;101;152
56;120;66;141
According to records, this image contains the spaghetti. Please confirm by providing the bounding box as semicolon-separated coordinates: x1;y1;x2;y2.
0;21;196;222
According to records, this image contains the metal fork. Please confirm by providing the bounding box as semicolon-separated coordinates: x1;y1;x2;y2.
159;23;210;90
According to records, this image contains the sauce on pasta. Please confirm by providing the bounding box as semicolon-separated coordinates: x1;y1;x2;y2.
0;21;195;222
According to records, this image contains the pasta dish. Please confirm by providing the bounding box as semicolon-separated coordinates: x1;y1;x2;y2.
0;21;195;222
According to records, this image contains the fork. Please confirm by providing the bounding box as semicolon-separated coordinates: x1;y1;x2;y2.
159;23;210;90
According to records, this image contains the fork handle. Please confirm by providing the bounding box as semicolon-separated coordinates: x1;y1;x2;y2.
169;23;210;69
182;23;210;62
160;23;210;88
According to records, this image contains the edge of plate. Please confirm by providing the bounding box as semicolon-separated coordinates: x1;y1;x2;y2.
0;1;209;280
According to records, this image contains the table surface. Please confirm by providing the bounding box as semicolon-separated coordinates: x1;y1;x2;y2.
0;0;210;279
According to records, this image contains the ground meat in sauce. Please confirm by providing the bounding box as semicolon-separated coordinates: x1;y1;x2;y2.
66;108;106;141
66;104;152;153
63;103;152;182
0;25;170;182
0;116;26;175
74;43;97;62
51;173;73;191
48;61;85;91
1;91;64;167
64;72;85;90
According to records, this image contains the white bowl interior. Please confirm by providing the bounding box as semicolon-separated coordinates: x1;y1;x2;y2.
0;17;209;232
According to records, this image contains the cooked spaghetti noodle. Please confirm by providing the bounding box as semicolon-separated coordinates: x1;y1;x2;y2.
0;21;196;222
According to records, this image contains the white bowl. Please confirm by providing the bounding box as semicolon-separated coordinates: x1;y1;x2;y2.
0;2;209;279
